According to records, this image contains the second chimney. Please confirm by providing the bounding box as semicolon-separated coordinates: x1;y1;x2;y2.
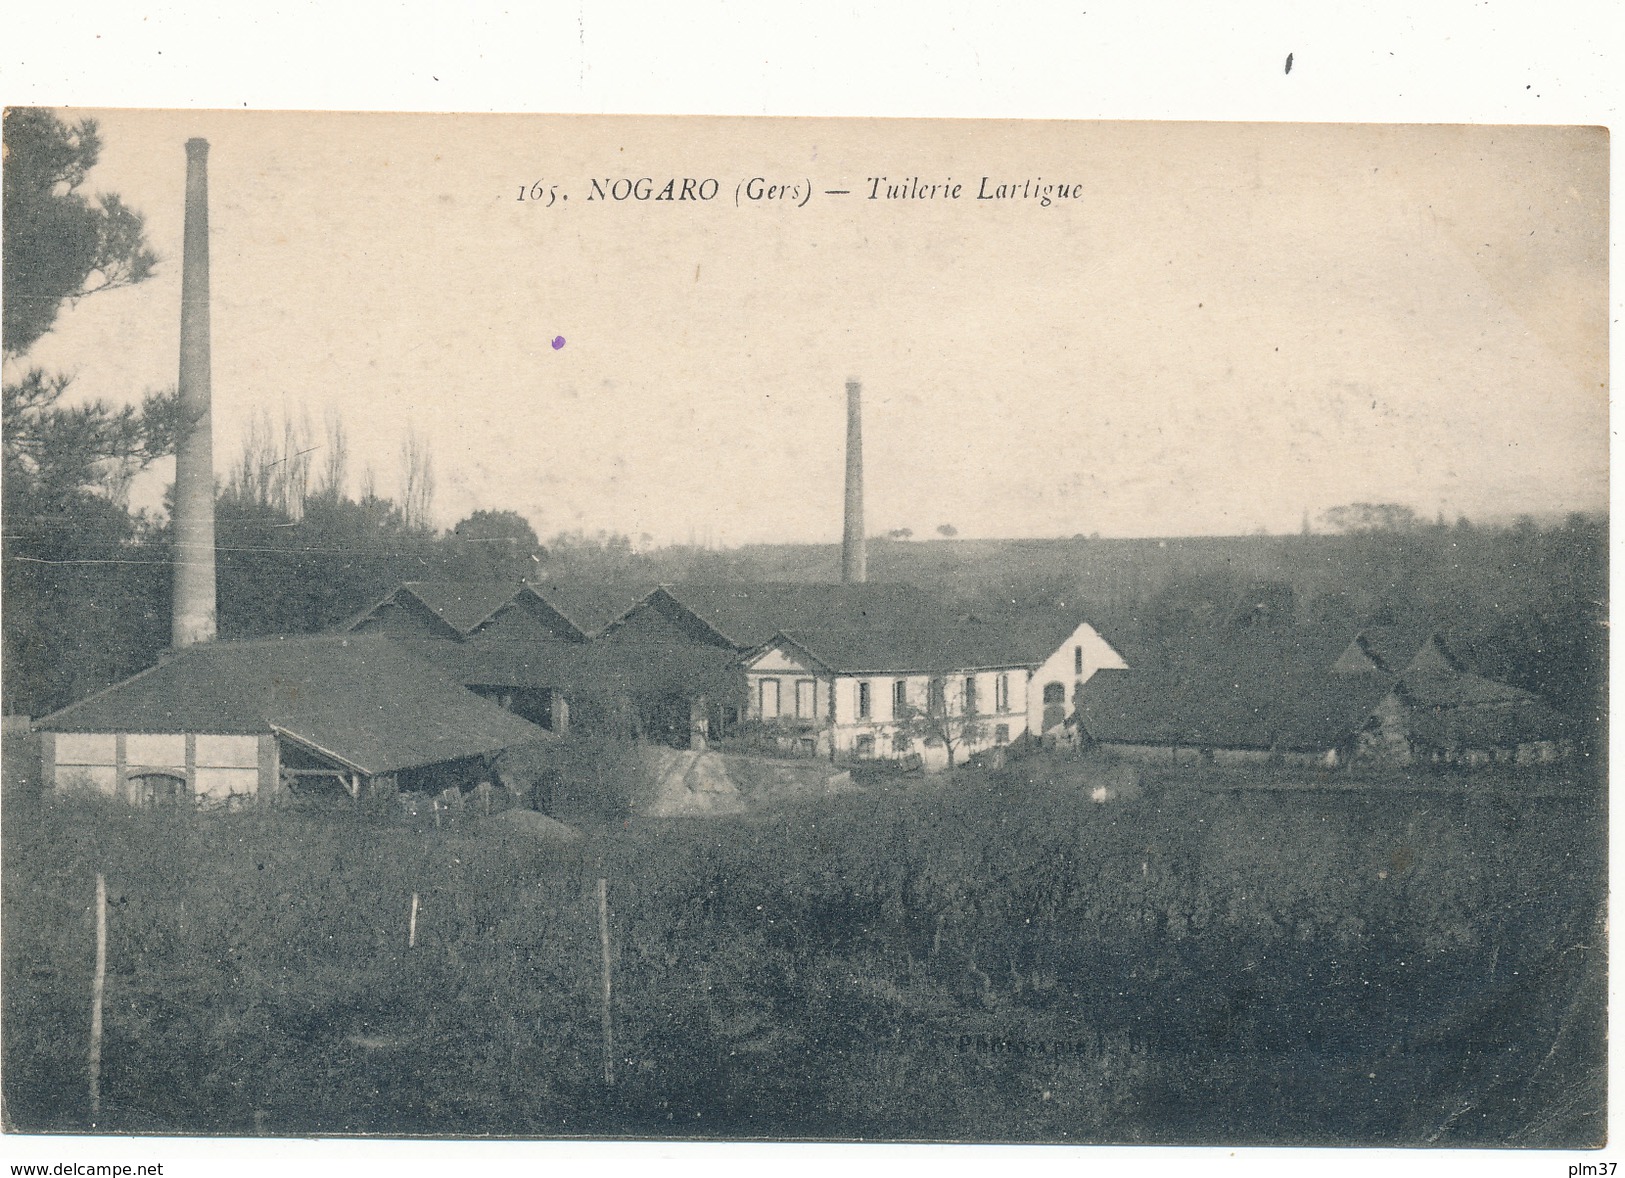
171;137;217;647
841;377;866;584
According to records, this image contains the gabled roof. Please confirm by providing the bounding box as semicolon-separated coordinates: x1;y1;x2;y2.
37;636;545;775
651;582;942;650
1396;669;1539;709
962;608;1127;667
1080;664;1393;752
1108;621;1353;683
1332;626;1462;676
338;580;528;639
525;582;658;640
1079;617;1563;753
1077;619;1398;751
1402;685;1572;749
753;623;1040;677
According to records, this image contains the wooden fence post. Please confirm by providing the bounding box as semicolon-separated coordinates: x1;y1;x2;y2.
409;892;420;949
89;873;107;1121
597;877;614;1086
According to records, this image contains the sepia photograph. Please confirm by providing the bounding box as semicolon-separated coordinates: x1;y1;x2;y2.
0;104;1608;1157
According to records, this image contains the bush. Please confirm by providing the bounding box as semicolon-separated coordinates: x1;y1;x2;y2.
496;734;636;826
2;756;1605;1142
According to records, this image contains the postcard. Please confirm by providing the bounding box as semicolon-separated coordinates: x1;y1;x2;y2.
1;109;1607;1160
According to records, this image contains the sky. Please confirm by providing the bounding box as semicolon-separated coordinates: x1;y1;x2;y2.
2;8;1620;1178
10;112;1608;544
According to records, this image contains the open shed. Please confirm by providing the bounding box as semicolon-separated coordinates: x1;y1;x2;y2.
34;634;547;806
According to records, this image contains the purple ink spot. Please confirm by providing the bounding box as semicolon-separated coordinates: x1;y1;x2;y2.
551;336;566;350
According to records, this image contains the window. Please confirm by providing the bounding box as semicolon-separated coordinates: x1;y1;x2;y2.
995;724;1010;745
129;771;189;808
995;673;1011;712
963;676;978;715
1074;645;1084;676
795;679;815;719
857;680;872;719
893;679;908;714
759;678;781;719
856;735;875;759
892;733;912;754
1042;681;1067;732
928;677;946;715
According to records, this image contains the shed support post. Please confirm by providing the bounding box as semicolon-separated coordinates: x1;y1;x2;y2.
689;694;708;751
39;732;57;794
258;734;281;806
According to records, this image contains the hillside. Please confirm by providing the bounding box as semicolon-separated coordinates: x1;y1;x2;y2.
638;519;1607;718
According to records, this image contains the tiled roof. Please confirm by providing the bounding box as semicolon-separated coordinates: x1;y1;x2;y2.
37;636;545;775
763;623;1042;676
1080;663;1394;752
1333;626;1460;676
1079;619;1566;753
1397;669;1539;709
525;582;658;639
1403;690;1572;749
652;582;940;649
396;580;526;635
338;580;658;642
403;636;745;700
336;580;527;638
961;608;1121;666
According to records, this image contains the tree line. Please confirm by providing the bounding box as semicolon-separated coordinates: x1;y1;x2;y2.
0;111;554;715
3;111;1607;733
1078;513;1608;725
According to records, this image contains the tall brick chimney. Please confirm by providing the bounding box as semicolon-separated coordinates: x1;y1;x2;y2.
171;138;217;647
841;377;866;584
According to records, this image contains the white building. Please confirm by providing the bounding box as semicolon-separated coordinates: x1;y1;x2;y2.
1006;616;1130;735
741;613;1127;770
743;628;1029;770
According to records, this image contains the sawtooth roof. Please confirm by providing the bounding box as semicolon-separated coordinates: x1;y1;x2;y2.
37;635;546;775
1332;626;1462;676
338;580;528;639
526;582;658;639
